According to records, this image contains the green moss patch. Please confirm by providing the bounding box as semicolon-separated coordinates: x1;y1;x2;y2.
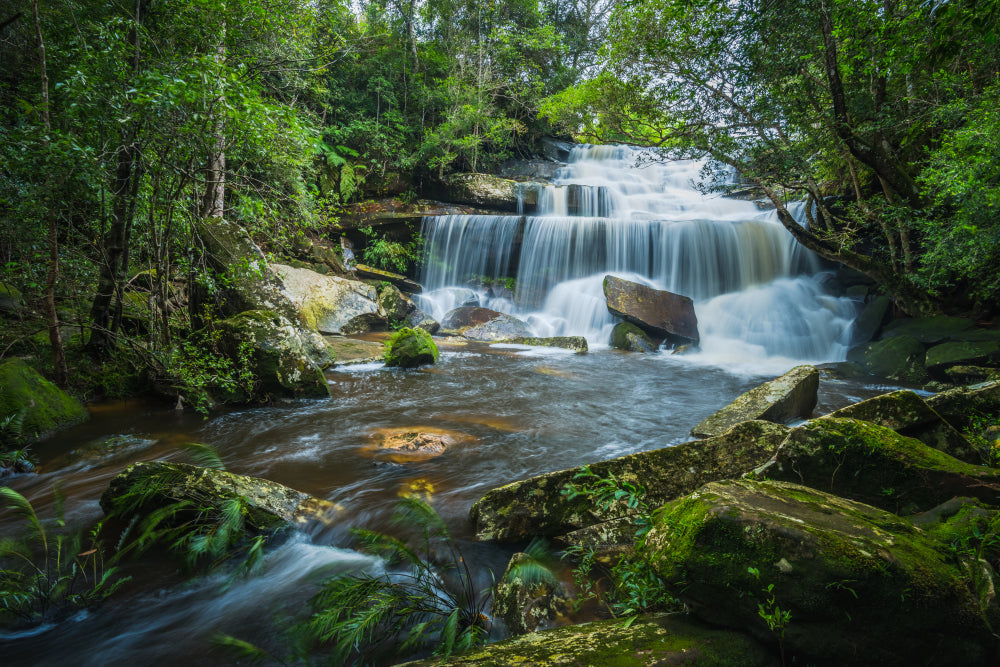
0;358;88;441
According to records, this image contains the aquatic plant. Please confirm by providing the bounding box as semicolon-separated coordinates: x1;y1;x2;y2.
0;487;127;626
305;495;491;662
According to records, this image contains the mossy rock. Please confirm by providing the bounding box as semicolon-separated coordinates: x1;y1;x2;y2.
945;365;1000;385
641;479;1000;666
927;380;1000;432
398;613;778;666
691;365;818;438
384;327;439;368
825;389;976;462
492;551;573;636
0;281;25;315
882;315;974;344
470;420;790;542
609;321;658;352
216;310;331;400
377;283;413;322
497;336;589;353
100;461;338;530
847;334;928;383
926;341;1000;377
0;358;88;442
760;417;1000;514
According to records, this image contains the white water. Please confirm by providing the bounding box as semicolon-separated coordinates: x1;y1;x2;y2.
417;145;857;367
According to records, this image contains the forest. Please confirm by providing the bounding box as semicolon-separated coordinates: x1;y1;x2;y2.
3;0;1000;665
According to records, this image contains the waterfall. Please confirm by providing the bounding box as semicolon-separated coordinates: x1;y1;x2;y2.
417;145;857;363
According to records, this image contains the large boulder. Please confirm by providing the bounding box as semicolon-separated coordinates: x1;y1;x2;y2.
0;359;88;441
216;310;332;399
825;389;976;462
100;461;338;530
925;341;1000;378
609;321;659;352
398;613;777;667
640;479;1000;666
759;417;1000;514
690;365;818;438
270;264;386;335
384;327;439;368
439;306;505;334
461;314;532;341
847;334;928;383
603;275;699;345
470;421;790;542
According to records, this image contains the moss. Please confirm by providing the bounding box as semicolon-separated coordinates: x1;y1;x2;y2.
398;613;777;666
609;321;657;352
640;479;999;666
0;358;88;442
926;341;1000;372
849;334;928;383
384;327;439;368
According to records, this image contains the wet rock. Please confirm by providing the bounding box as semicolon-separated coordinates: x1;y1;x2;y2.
377;283;415;322
825;389;976;462
882;315;974;344
470;420;789;542
216;310;331;399
850;295;890;343
603;275;699;345
925;341;1000;377
492;552;573;636
0;281;25;315
759;417;1000;514
322;337;383;366
0;359;88;442
847;334;928;383
363;427;474;463
609;321;659;352
404;308;440;334
953;329;1000;342
101;461;338;529
447;311;532;341
641;479;1000;666
439;306;504;334
397;613;777;667
432;172;524;212
815;361;867;379
68;434;156;464
384;327;439;368
498;336;588;353
690;365;818;438
271;263;386;335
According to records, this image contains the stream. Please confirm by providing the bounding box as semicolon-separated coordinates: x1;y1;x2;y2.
2;146;895;665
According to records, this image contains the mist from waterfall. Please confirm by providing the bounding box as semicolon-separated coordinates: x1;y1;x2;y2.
416;145;857;368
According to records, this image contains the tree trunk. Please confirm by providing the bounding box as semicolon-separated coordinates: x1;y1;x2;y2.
201;39;226;220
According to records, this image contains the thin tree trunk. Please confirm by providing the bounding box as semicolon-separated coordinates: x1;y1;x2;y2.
31;0;67;387
201;39;226;219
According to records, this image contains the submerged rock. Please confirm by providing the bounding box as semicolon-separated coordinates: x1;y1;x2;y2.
640;478;1000;666
759;417;1000;514
470;420;789;542
216;310;332;399
363;426;474;463
603;275;699;345
609;321;659;352
690;365;818;438
825;389;976;462
398;613;777;666
384;327;439;368
0;358;88;441
101;461;338;530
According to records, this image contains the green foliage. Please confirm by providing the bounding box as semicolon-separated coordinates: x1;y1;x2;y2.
304;495;491;662
358;225;424;274
963;412;1000;468
0;487;128;626
0;407;33;476
161;330;257;414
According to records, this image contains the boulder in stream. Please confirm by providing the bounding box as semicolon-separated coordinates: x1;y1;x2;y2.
363;426;474;463
439;306;504;334
492;551;573;636
690;365;818;438
609;321;659;352
431;172;526;212
640;478;1000;666
603;275;699;345
882;315;974;344
470;420;789;542
384;327;439;368
461;314;532;341
0;358;88;441
101;461;339;530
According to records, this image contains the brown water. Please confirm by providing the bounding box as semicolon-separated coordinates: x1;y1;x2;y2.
1;343;892;666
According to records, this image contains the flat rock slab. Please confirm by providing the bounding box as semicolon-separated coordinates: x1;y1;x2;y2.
690;365;818;438
397;613;777;666
470;420;790;542
323;337;385;365
494;336;588;353
825;389;976;462
603;275;699;344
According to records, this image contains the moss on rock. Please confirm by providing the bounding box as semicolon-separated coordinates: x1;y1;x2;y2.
0;358;88;441
641;479;1000;666
926;341;1000;377
470;420;790;542
384;327;439;368
691;366;818;438
848;334;928;383
609;321;659;352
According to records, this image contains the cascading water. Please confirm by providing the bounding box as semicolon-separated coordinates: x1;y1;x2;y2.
417;145;857;367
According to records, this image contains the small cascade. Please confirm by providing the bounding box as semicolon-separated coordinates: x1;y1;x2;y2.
418;145;857;364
